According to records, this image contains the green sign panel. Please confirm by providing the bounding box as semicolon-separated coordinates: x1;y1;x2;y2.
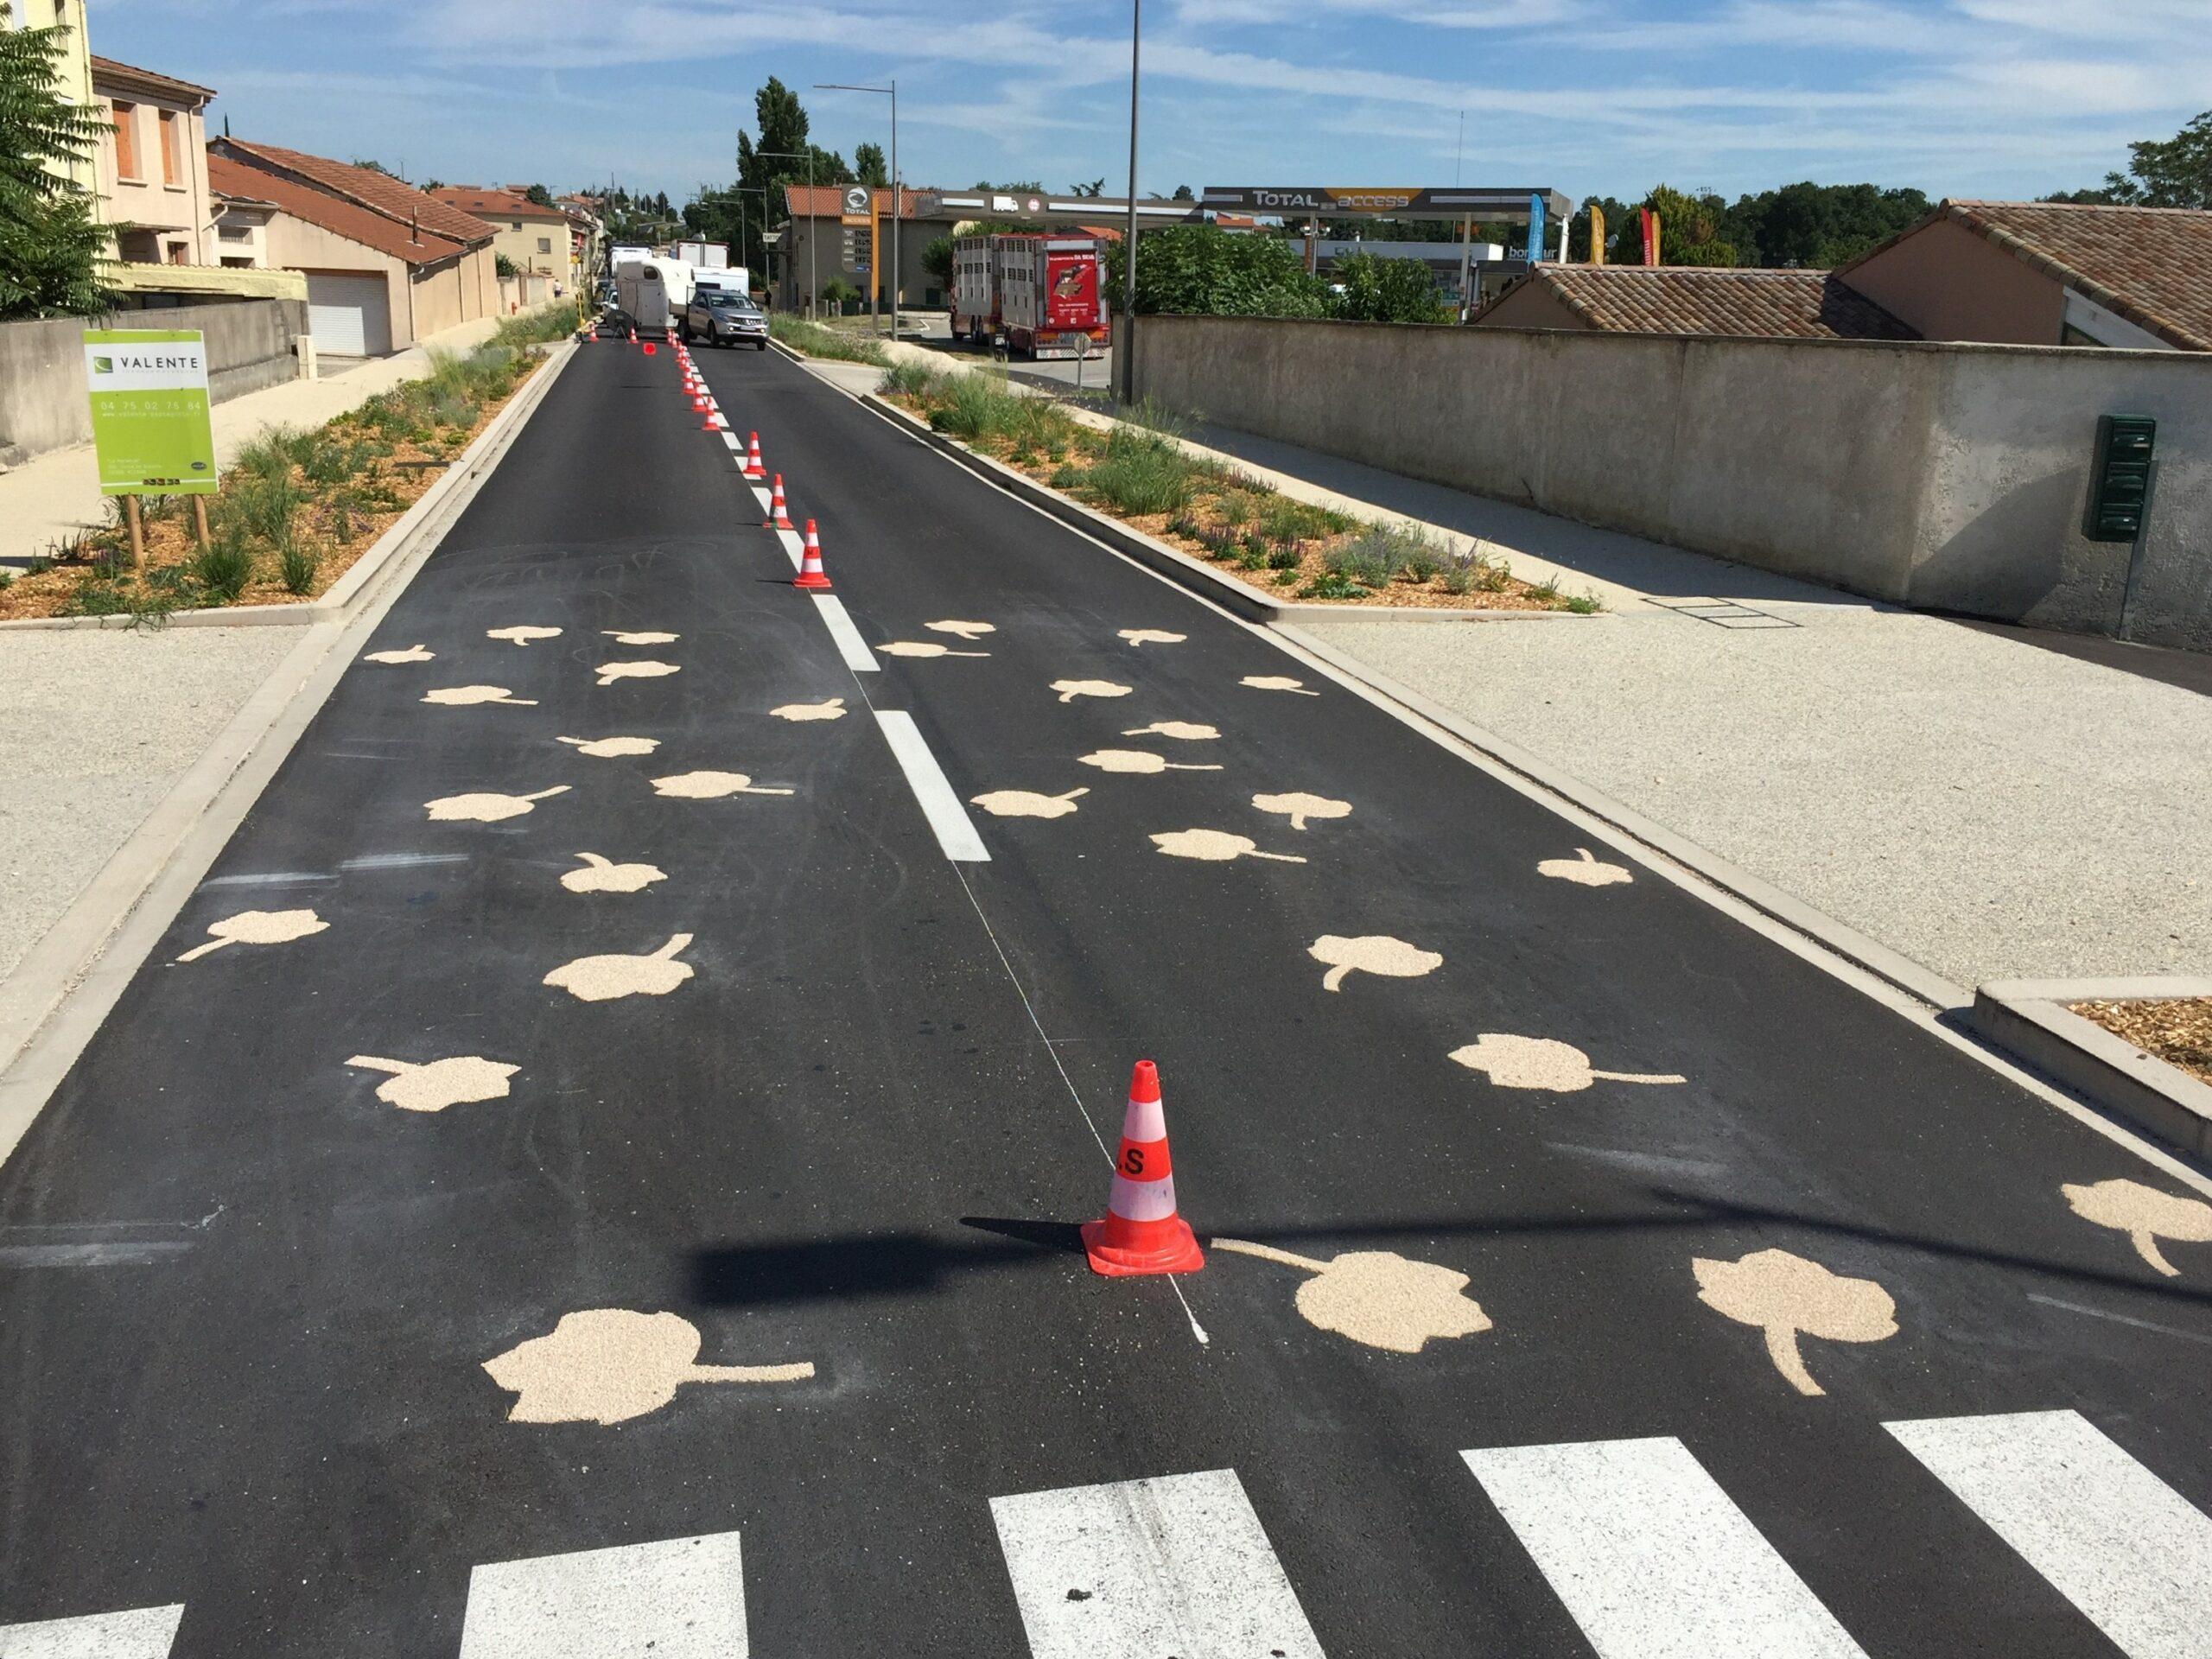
82;327;219;495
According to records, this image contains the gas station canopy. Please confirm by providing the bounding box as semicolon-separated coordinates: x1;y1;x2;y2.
1200;186;1573;221
914;191;1202;227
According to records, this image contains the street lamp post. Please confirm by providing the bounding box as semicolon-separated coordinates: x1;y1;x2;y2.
1119;0;1141;406
758;149;816;315
815;80;898;343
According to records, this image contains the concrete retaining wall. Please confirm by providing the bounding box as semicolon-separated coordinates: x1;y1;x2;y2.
1129;315;2212;650
0;299;307;468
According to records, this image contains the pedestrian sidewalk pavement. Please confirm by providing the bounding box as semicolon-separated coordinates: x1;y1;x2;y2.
0;313;520;569
827;345;2210;996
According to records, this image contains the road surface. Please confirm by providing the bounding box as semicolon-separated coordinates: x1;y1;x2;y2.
3;336;2208;1657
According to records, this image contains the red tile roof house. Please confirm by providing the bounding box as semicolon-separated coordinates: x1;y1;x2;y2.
208;139;499;357
429;186;575;280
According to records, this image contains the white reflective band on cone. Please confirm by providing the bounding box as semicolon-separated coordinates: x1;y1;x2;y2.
1108;1172;1179;1223
1122;1097;1166;1142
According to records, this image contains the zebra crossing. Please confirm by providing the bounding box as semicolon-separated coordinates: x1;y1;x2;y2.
5;1409;2205;1657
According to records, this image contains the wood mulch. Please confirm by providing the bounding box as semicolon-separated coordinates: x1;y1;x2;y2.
2071;998;2212;1086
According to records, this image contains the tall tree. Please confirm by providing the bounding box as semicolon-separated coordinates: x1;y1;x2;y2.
0;1;113;319
734;76;850;277
1071;177;1105;197
854;143;887;188
524;183;554;207
2097;109;2211;207
1171;183;1195;201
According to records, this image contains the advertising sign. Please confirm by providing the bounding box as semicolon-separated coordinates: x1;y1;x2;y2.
82;328;218;495
1200;186;1571;221
1044;252;1100;333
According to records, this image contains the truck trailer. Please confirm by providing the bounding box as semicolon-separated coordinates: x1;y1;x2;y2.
950;234;1110;359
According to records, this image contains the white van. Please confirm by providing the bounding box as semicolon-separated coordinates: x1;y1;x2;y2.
614;257;696;337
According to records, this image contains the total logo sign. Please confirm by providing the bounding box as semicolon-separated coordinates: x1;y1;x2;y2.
1243;188;1420;212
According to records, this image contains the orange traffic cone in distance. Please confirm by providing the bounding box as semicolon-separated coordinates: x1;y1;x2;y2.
743;432;766;479
766;474;794;530
792;519;831;590
1081;1061;1204;1277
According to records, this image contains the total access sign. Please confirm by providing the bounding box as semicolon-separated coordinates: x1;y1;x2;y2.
83;327;218;495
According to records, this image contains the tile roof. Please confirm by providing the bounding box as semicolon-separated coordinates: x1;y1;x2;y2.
213;138;494;246
1474;264;1917;340
780;184;948;220
1842;200;2212;352
88;54;216;103
431;187;571;222
208;152;474;268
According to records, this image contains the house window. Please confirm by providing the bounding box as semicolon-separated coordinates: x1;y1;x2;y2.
167;240;189;265
159;108;181;186
537;236;550;253
219;220;250;240
113;101;139;180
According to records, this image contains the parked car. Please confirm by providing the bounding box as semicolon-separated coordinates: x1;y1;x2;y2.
683;289;768;349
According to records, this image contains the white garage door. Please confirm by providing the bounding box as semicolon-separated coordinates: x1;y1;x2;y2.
306;272;391;357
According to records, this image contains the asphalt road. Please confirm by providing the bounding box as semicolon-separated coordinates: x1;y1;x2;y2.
2;337;2208;1657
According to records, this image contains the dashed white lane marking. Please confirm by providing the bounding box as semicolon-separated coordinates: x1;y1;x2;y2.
991;1468;1325;1659
775;525;804;570
720;431;742;451
0;1602;185;1656
1463;1436;1869;1659
459;1531;747;1659
750;485;773;512
874;712;989;862
812;594;880;673
1885;1409;2212;1659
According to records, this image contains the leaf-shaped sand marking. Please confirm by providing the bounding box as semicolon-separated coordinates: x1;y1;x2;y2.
422;685;537;707
2062;1178;2212;1277
602;630;678;645
1253;791;1351;831
1308;934;1441;993
1692;1248;1897;1396
483;1308;813;1425
771;698;847;721
1241;675;1319;696
561;853;666;894
1078;749;1222;774
1123;721;1219;741
595;660;681;686
424;786;569;823
1150;829;1306;864
557;734;660;758
362;644;434;664
1052;678;1132;702
346;1054;518;1113
175;907;328;963
1448;1033;1683;1093
487;626;563;645
972;787;1087;819
1119;629;1186;647
1214;1239;1491;1353
1539;847;1633;887
880;640;989;659
925;620;995;639
543;933;695;1002
651;771;795;799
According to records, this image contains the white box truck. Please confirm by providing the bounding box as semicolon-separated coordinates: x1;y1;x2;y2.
676;239;729;270
951;234;1109;359
615;256;696;337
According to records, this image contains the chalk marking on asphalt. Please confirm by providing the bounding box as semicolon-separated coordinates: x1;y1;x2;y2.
990;1468;1322;1659
197;871;335;889
874;713;989;862
2025;1293;2212;1346
1544;1141;1732;1180
1886;1409;2212;1659
459;1530;747;1658
0;1242;192;1267
1464;1436;1869;1659
812;595;880;672
339;852;470;872
0;1601;186;1655
836;381;2212;1201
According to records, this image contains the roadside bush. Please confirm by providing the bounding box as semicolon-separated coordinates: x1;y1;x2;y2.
929;370;1026;442
228;473;303;550
768;314;888;365
235;429;298;483
1267;546;1300;571
192;528;254;602
279;540;320;595
882;359;942;399
1083;424;1196;517
1299;571;1369;600
1217;491;1254;528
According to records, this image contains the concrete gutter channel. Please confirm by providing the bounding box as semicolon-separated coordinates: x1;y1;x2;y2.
0;341;577;1129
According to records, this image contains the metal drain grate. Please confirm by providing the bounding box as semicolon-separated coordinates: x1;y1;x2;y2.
1643;597;1802;629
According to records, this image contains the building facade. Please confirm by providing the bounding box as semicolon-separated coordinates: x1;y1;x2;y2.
431;188;576;283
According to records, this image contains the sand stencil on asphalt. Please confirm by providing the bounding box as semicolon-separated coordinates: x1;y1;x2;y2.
175;908;328;963
1119;628;1186;647
1123;720;1219;741
362;644;434;664
422;685;537;707
1151;829;1306;863
880;640;989;658
602;630;678;645
1448;1033;1684;1092
346;1054;518;1112
595;660;680;686
543;934;695;1001
1052;678;1132;702
486;626;563;645
924;620;996;640
1212;1239;1491;1353
558;734;661;757
1254;791;1351;831
1242;674;1319;696
772;698;847;721
424;786;569;823
1309;934;1443;992
562;853;666;893
1539;847;1634;887
1078;749;1223;774
972;787;1087;819
484;1309;814;1425
651;771;794;799
2063;1178;2212;1276
1692;1248;1897;1396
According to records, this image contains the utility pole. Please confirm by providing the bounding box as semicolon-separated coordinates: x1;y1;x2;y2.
1118;0;1141;406
817;81;899;336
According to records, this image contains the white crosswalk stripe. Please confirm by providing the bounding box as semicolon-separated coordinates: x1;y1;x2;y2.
0;1603;183;1657
1462;1437;1868;1659
1886;1408;2212;1659
990;1466;1326;1659
456;1530;747;1659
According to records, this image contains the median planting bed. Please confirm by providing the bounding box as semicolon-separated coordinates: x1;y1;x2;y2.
875;360;1596;613
0;308;575;625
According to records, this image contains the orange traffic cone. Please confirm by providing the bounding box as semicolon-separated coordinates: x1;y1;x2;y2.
628;327;638;345
742;432;766;480
703;407;728;431
764;474;795;530
1081;1061;1204;1277
792;519;831;590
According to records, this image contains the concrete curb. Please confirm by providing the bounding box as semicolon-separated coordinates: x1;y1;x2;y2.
0;343;576;1166
1967;977;2212;1159
0;341;576;634
859;391;1584;628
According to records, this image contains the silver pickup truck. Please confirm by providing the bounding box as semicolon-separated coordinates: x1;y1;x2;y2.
681;289;768;349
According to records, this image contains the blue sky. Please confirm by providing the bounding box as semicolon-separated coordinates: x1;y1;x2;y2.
90;0;2210;207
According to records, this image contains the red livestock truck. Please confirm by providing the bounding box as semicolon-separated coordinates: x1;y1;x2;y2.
950;233;1110;359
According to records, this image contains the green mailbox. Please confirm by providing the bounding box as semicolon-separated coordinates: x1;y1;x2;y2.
2085;415;2154;543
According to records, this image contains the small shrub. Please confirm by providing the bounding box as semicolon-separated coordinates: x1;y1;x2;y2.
23;556;55;575
1402;547;1444;583
0;569;13;591
230;474;303;550
1440;563;1474;596
1217;491;1254;529
1236;544;1268;571
64;581;131;616
1273;568;1301;587
279;540;319;595
1267;546;1300;571
1048;462;1082;490
1299;571;1369;600
1165;512;1205;540
1119;395;1187;440
235;429;297;482
883;359;942;398
1198;525;1238;559
1528;572;1562;603
1084;423;1196;517
193;529;254;603
1562;591;1603;614
298;435;364;487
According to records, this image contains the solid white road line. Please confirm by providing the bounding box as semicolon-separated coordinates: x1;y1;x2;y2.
874;711;989;863
991;1467;1325;1659
812;594;879;672
1462;1438;1868;1659
0;1603;185;1656
1886;1409;2212;1659
458;1531;747;1659
775;526;804;570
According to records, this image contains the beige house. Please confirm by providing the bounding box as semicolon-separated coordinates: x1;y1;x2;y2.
10;0;98;194
90;54;216;266
430;187;574;282
210;140;497;356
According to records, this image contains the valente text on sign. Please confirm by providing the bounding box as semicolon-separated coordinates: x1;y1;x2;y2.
82;327;219;495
